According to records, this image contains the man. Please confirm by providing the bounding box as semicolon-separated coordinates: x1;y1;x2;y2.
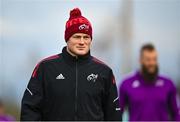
21;8;121;121
119;43;180;121
0;99;15;121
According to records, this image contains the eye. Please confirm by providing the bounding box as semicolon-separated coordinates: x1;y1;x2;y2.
84;36;90;39
73;35;81;39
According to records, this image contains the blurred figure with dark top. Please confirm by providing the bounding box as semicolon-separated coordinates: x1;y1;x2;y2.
0;100;15;121
119;43;180;121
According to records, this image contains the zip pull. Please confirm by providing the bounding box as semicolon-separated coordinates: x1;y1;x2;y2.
75;56;78;61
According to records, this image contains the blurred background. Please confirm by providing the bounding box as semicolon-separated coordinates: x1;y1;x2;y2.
0;0;180;120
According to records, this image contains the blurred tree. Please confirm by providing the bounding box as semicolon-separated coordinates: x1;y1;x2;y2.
118;0;134;74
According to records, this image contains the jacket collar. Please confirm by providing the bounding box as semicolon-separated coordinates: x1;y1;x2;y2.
61;46;91;64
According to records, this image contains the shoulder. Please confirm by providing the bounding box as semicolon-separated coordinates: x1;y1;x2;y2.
32;54;60;78
91;56;112;71
40;54;61;64
158;75;176;89
35;54;61;68
121;72;138;85
119;71;138;89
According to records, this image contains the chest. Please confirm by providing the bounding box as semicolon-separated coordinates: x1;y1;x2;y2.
127;80;169;106
43;62;106;98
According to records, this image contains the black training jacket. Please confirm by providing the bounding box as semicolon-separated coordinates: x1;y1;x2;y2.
21;46;122;121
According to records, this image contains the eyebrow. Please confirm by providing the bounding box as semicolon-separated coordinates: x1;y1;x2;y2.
73;35;90;37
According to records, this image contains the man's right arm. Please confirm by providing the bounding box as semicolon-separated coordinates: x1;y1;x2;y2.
119;80;128;115
20;63;44;121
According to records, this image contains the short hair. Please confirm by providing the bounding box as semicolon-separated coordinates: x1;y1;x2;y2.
140;43;156;55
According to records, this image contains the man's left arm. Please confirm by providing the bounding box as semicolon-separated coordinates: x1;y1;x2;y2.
168;80;180;121
103;70;122;121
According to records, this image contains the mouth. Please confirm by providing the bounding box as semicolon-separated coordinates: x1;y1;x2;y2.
76;47;86;50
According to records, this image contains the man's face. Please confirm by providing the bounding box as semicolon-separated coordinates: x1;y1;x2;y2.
67;33;91;56
140;50;158;75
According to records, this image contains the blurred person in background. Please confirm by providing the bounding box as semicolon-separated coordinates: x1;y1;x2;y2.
21;8;121;121
119;43;180;121
0;99;15;121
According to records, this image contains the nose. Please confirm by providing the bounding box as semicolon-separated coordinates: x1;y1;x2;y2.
79;37;85;45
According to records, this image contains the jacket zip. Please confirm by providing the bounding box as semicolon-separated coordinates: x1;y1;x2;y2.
75;58;78;120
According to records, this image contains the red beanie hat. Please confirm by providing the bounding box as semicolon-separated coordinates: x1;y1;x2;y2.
64;8;92;42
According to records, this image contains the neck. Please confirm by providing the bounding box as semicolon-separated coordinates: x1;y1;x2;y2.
66;47;78;58
140;70;157;83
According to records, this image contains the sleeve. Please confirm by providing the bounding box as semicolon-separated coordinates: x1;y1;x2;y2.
20;62;44;121
168;81;180;121
103;70;122;121
119;79;128;114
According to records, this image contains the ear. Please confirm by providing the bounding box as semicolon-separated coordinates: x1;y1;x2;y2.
66;40;70;45
66;42;70;50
